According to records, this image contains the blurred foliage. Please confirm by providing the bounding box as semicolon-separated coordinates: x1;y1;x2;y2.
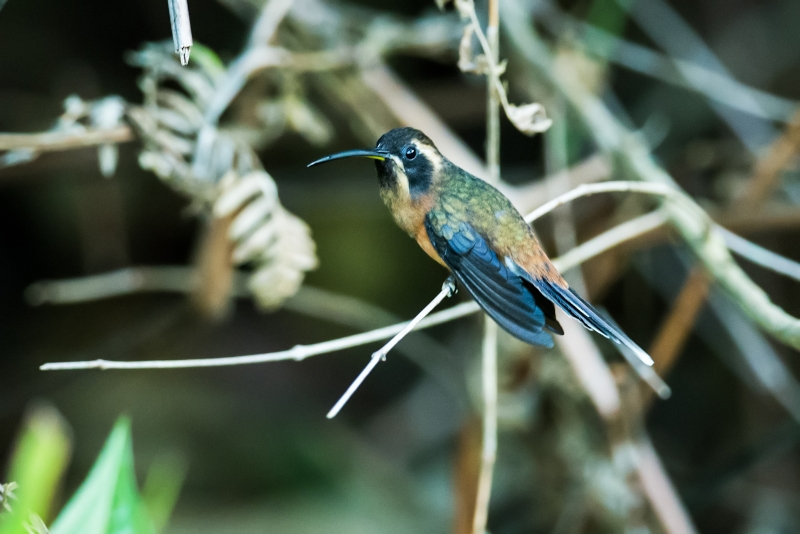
0;406;70;534
1;414;183;534
49;418;152;534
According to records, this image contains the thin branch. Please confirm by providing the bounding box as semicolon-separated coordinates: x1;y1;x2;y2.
45;177;799;377
325;277;456;418
472;0;501;530
502;1;800;352
36;194;669;371
536;5;796;123
25;266;195;306
0;127;133;152
524;181;677;223
473;319;497;534
168;0;193;65
361;64;488;180
635;438;699;534
29;184;692;373
554;209;669;274
646;268;711;398
719;227;800;283
735;109;800;209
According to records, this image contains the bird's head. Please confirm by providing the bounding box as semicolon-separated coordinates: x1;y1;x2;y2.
308;127;444;198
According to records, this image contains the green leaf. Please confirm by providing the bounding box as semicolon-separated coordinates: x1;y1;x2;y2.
49;418;153;534
190;42;225;78
141;452;187;533
0;405;71;534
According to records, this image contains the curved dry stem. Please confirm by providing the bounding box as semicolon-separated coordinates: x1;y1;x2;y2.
501;1;800;353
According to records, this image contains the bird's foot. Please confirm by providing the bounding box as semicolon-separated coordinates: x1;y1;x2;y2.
442;275;457;297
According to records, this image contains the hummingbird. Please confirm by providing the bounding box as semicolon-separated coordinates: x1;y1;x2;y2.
308;127;654;366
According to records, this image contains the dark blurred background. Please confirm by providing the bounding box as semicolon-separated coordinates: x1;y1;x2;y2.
2;0;800;532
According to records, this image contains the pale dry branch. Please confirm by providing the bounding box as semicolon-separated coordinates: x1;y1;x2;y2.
536;5;797;123
554;209;669;274
635;439;699;534
0;126;133;152
325;277;456;418
648;268;711;377
36;205;654;370
455;0;552;136
472;1;501;529
502;0;800;353
472;320;498;534
361;65;488;179
26;182;689;372
736;109;800;209
719;226;800;283
168;0;193;65
524;181;677;223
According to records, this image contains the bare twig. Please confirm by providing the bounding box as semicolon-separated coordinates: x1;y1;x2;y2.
168;0;193;65
719;226;800;283
635;438;699;534
736;109;800;209
473;319;497;534
37;187;671;372
28;181;717;373
536;5;797;123
457;0;552;136
502;1;800;352
524;181;677;223
647;268;710;378
0;127;133;152
555;209;669;274
361;65;488;179
471;1;501;530
325;277;456;418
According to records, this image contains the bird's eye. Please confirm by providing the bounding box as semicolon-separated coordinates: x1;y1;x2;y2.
404;146;417;160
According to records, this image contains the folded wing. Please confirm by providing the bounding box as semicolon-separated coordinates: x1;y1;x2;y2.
425;218;558;347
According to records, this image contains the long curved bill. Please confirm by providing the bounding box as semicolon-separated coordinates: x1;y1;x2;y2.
307;149;390;167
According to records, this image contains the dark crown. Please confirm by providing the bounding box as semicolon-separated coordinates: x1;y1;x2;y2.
376;127;435;153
